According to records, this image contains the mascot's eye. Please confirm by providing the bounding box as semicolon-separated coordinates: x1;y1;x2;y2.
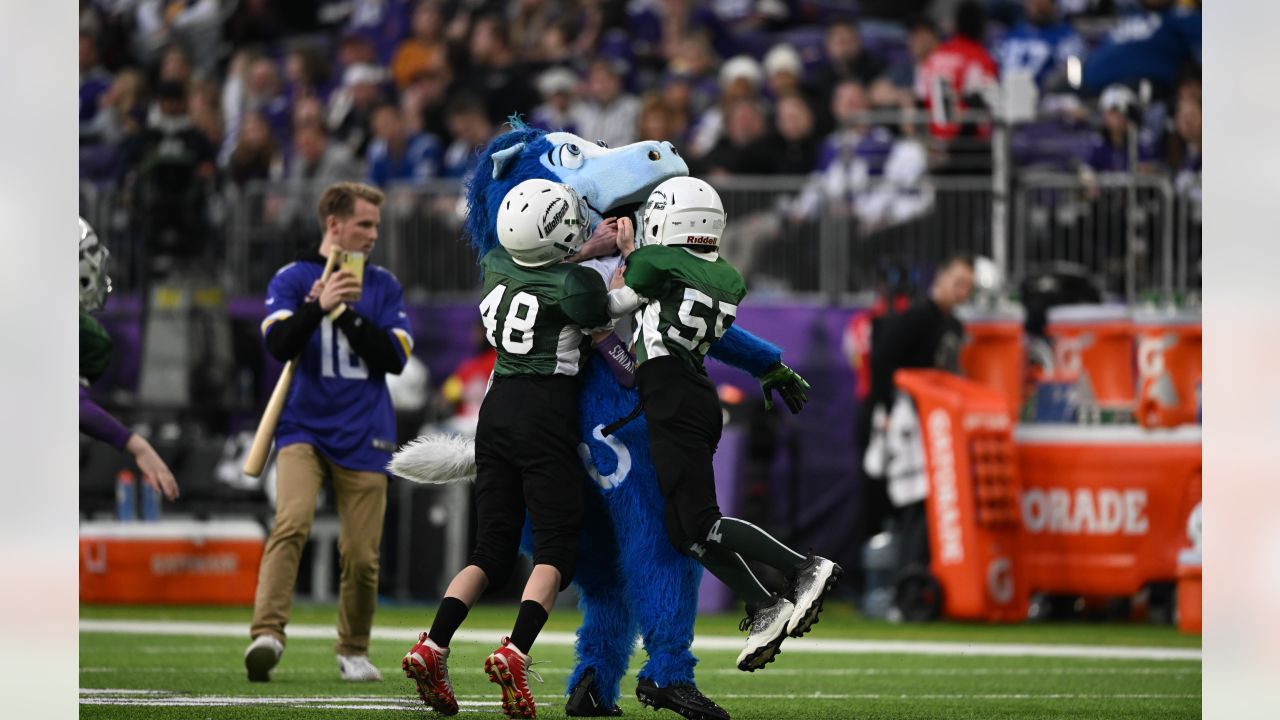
559;143;585;169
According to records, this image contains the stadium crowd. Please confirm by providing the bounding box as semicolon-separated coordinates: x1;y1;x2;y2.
80;1;1201;184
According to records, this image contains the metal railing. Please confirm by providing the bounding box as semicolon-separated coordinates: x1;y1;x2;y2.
83;170;1201;304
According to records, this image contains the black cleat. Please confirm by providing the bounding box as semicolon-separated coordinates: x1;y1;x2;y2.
566;668;623;717
785;555;843;638
635;678;729;720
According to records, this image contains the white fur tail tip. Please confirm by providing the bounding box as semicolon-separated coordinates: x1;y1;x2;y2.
388;434;477;484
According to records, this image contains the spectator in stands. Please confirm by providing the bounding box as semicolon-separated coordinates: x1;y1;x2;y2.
703;98;778;177
158;43;195;87
228;111;285;187
132;0;224;72
403;51;456;142
530;66;584;135
441;95;494;179
772;93;820;176
1082;85;1159;173
916;0;997;141
289;121;362;187
459;13;540;125
762;43;805;101
996;0;1086;93
366;101;442;186
575;57;641;148
636;94;688;150
244;56;293;145
225;0;286;49
1082;0;1200;99
81;68;147;183
1169;95;1201;201
665;34;721;117
811;20;887;101
132;81;217;269
391;0;447;91
509;0;574;66
329;63;388;158
283;43;332;105
340;0;413;64
189;77;226;151
80;31;113;139
886;17;938;94
689;54;764;159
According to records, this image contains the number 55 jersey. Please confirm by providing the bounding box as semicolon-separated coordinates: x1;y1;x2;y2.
622;244;746;374
479;246;611;377
260;253;414;472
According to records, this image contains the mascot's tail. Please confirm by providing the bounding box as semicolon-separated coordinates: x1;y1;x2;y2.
388;434;477;484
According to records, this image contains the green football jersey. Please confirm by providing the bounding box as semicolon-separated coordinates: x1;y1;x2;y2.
480;247;611;377
623;244;746;372
80;307;113;383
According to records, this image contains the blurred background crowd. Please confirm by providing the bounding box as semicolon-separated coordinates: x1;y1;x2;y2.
79;0;1201;293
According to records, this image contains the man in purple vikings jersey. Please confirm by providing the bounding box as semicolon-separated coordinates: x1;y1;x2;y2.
245;182;413;684
996;0;1086;91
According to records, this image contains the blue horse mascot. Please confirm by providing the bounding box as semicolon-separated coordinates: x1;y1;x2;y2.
393;120;805;717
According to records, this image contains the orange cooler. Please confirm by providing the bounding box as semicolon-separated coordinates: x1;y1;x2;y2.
80;519;265;605
958;308;1025;420
894;370;1028;622
1133;310;1202;428
1046;305;1136;410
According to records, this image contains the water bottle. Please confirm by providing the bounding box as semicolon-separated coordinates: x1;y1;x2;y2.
860;530;898;620
140;479;161;521
115;469;136;521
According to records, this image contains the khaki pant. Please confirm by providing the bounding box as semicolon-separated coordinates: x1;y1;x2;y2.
250;443;388;656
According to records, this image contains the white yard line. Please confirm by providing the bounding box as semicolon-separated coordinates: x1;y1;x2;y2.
80;618;1203;662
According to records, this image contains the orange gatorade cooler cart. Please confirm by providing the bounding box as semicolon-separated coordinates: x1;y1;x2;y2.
893;370;1028;622
1133;309;1202;429
1045;305;1136;413
957;307;1026;421
1013;425;1201;602
80;519;265;605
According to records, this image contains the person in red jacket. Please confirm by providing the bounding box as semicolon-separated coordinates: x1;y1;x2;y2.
914;1;998;141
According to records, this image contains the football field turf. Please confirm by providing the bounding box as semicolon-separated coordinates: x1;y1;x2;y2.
80;602;1201;719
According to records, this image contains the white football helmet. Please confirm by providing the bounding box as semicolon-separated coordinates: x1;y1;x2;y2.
640;176;726;250
496;179;589;267
79;216;111;312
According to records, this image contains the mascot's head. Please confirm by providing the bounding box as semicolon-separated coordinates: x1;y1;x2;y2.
463;118;688;258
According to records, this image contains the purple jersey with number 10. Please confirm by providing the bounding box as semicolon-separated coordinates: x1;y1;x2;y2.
261;257;413;472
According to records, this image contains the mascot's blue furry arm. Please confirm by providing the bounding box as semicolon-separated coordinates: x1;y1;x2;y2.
405;119;805;709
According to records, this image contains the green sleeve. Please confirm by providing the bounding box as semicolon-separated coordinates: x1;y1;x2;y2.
561;265;611;330
623;246;670;299
80;308;113;383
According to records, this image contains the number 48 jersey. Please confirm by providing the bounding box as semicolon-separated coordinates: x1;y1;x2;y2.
623;244;746;373
480;247;611;377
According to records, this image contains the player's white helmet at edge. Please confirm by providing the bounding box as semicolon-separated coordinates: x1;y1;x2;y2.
641;176;726;250
79;216;111;312
496;179;589;267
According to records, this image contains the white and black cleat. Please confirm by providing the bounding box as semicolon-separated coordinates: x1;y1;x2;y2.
786;555;843;638
735;594;794;672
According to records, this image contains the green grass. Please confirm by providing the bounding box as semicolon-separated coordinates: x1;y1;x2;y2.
80;603;1201;719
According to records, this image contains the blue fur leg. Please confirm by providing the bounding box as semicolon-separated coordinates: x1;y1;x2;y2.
564;478;634;707
709;325;782;377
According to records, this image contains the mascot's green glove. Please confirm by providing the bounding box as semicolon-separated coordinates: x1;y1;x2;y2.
759;362;810;414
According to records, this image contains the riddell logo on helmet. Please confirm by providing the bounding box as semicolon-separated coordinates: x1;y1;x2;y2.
541;198;569;237
685;235;717;246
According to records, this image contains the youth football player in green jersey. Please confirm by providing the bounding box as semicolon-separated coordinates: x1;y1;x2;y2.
607;177;842;673
403;179;610;719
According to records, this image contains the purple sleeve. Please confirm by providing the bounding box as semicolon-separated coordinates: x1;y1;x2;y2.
80;385;133;450
594;333;636;389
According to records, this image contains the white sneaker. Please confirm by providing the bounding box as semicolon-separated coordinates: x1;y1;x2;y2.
786;555;843;637
338;653;384;681
245;635;284;682
736;594;794;671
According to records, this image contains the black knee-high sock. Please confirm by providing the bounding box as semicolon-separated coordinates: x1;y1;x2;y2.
429;597;470;648
509;600;550;654
693;542;773;606
707;517;806;573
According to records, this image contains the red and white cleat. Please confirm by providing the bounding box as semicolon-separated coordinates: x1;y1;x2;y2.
402;632;459;716
484;637;541;719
